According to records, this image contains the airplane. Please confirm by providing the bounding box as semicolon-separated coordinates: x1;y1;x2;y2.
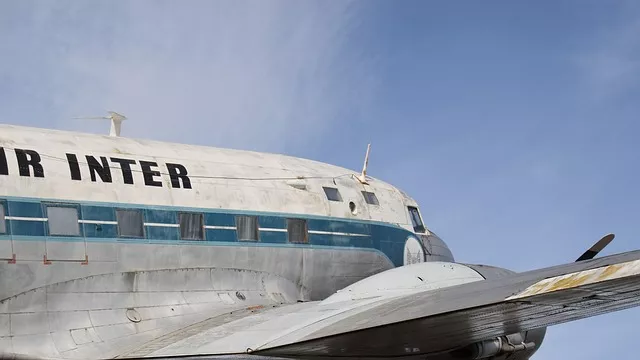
0;115;639;360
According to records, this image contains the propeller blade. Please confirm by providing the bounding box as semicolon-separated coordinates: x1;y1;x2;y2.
575;233;615;262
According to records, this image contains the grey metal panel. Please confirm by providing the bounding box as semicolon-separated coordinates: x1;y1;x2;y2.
51;330;78;353
425;254;454;262
0;315;9;337
94;323;137;342
0;239;12;260
48;272;134;294
0;239;391;360
85;242;118;262
0;260;119;302
70;327;101;345
147;245;183;269
11;333;59;359
47;311;93;332
182;291;223;304
12;240;45;261
464;263;516;279
89;309;132;327
5;288;47;313
46;242;87;261
422;232;454;262
0;338;11;356
0;263;308;359
56;243;391;301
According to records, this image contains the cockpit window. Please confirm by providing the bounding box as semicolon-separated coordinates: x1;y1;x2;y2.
323;187;343;202
408;206;425;233
362;191;379;205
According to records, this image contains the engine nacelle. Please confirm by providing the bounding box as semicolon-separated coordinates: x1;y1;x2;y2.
450;328;546;359
462;264;547;360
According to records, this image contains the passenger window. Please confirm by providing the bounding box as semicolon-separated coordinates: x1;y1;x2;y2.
287;218;308;243
323;187;343;202
236;215;259;241
362;191;379;205
47;205;80;236
116;209;144;238
179;213;204;240
0;203;6;234
408;206;425;233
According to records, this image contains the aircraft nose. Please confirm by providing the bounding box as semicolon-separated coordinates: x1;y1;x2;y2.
419;232;455;262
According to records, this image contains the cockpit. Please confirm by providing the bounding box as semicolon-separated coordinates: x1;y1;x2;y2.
406;205;455;262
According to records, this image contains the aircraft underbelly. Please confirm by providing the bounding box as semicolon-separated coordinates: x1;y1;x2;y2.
0;239;392;359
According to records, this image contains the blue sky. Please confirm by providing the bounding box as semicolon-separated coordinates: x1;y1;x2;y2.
1;1;639;359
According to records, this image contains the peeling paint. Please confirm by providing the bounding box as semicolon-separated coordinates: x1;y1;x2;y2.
506;259;640;300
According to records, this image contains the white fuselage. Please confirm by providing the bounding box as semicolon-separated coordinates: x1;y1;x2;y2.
0;124;453;358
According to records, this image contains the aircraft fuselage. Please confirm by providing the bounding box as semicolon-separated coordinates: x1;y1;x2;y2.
0;124;456;358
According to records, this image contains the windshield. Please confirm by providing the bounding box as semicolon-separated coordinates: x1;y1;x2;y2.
407;206;425;233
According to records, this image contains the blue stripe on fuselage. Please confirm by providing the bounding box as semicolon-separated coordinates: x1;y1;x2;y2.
0;196;413;266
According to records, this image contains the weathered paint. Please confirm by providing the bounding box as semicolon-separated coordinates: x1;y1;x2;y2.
0;124;455;359
0;125;419;222
506;258;640;300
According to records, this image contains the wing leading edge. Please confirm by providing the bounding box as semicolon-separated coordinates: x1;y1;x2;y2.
251;250;640;358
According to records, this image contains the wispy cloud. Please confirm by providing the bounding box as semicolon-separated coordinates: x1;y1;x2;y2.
0;1;378;154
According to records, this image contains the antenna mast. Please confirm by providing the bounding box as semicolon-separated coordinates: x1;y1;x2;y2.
73;111;127;137
357;143;371;184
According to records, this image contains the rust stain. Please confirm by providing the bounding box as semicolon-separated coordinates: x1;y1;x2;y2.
112;147;132;155
545;272;592;291
598;264;622;280
508;259;640;300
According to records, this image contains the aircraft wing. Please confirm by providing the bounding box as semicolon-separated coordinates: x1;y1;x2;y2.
137;250;640;359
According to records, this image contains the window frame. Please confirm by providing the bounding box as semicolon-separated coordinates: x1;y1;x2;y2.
178;212;205;240
115;208;145;238
361;191;380;206
235;215;260;242
322;186;343;202
407;206;426;233
0;201;6;234
45;203;81;237
287;218;309;244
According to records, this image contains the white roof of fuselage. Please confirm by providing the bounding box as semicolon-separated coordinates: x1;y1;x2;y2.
0;124;412;200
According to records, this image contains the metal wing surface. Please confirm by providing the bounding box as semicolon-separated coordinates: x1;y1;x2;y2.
141;250;640;359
